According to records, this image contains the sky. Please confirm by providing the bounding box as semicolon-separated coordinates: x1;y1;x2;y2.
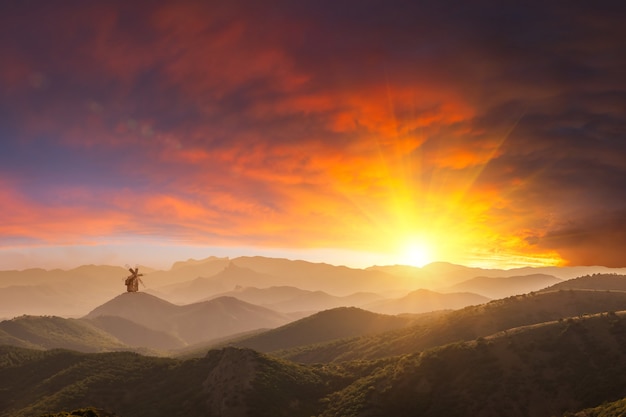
1;0;625;270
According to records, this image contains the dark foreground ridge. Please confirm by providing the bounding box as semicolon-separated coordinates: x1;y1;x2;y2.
2;309;626;416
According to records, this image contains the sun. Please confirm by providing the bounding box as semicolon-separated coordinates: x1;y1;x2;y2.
398;239;432;267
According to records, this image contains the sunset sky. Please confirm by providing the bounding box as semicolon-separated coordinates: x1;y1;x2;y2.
1;1;625;270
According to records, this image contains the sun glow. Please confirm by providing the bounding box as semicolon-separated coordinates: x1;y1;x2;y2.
398;239;433;267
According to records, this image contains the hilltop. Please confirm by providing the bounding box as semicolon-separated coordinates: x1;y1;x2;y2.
214;307;416;353
85;292;293;346
3;311;626;416
0;316;128;353
539;273;626;292
280;289;626;363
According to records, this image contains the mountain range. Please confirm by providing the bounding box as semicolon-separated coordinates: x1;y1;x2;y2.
2;256;625;319
3;257;626;416
3;306;626;416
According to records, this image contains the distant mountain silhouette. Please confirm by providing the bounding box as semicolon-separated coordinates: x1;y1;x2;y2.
0;265;129;318
443;273;561;299
228;256;414;295
84;292;293;345
205;285;384;313
2;257;626;319
368;262;501;287
0;286;71;318
364;288;490;314
369;262;626;286
267;291;384;313
205;285;314;306
163;262;284;303
146;256;230;287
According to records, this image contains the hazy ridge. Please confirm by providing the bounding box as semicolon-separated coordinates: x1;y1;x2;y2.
2;256;623;320
2;258;626;416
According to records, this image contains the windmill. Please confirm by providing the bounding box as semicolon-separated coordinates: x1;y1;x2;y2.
124;266;144;293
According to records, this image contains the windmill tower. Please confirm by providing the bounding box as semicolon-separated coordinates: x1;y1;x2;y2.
125;267;144;292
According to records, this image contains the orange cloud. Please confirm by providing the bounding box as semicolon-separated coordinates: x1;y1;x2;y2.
1;0;624;269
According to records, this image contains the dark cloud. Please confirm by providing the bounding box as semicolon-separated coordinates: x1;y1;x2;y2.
0;0;625;266
538;209;626;267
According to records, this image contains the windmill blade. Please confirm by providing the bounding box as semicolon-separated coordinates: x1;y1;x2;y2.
138;277;145;287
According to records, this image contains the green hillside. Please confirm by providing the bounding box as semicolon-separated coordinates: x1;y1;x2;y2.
0;316;128;352
566;396;626;417
320;312;626;417
540;274;626;292
221;307;415;353
4;311;626;416
0;347;204;417
0;345;343;417
281;289;626;363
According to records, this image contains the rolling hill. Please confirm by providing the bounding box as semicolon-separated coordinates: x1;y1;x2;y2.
442;273;561;299
203;285;385;314
217;307;416;353
267;290;385;313
539;273;626;292
84;292;294;345
364;288;490;314
318;311;626;417
0;345;341;417
4;311;626;417
281;289;626;363
0;316;128;352
85;316;186;351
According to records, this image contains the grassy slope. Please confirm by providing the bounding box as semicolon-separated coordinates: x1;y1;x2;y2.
0;316;128;352
281;290;626;363
220;307;416;353
320;312;626;417
5;311;626;417
540;274;626;292
0;345;344;417
566;397;626;417
0;346;210;417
